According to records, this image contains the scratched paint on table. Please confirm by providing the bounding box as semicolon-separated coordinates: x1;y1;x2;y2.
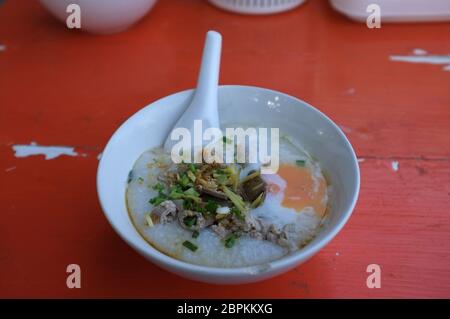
390;49;450;71
391;161;399;172
345;88;356;95
412;48;427;56
12;142;79;160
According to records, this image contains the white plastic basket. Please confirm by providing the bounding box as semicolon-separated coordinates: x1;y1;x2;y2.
208;0;306;15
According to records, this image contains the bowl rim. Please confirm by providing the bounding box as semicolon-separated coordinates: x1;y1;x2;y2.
97;84;360;276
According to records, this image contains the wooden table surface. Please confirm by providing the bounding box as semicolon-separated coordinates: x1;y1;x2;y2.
1;0;449;298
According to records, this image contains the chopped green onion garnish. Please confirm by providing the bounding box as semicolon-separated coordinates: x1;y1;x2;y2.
205;200;219;214
168;189;183;199
149;194;167;206
216;174;228;185
192;230;199;238
224;233;238;248
183;215;197;227
183;199;204;211
231;206;245;221
187;170;196;182
179;174;190;187
183;187;200;197
295;160;306;167
182;240;198;252
152;183;165;193
183;199;194;210
222;185;247;214
188;163;197;173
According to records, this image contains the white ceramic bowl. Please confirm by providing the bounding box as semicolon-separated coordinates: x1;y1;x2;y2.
39;0;158;34
97;85;360;284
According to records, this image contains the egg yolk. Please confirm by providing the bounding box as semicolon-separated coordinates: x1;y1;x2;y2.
269;164;327;217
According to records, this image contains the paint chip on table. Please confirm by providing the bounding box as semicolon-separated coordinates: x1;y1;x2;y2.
0;44;6;52
390;51;450;71
345;88;356;95
412;48;427;56
5;166;16;172
391;161;399;172
12;142;78;160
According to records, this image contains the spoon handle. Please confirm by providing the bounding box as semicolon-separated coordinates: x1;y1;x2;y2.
191;31;222;111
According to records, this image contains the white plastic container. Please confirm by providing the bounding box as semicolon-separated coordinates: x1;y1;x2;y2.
208;0;306;15
330;0;450;23
39;0;158;34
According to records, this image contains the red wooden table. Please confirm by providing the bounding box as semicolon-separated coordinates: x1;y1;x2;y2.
1;0;449;298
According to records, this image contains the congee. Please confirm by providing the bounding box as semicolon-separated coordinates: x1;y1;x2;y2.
126;135;330;267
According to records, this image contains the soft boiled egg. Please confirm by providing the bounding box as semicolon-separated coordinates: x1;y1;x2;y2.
251;161;328;231
276;163;328;218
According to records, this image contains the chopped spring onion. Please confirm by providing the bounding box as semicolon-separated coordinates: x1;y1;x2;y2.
295;159;306;167
149;195;167;206
222;185;247;213
168;189;184;199
183;187;200;197
198;177;217;189
192;230;199;238
231;206;245;221
183;199;206;213
216;174;228;185
179;174;190;187
182;240;198;252
152;183;165;193
186;170;196;182
183;215;197;227
205;200;219;214
224;233;238;248
230;165;240;191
